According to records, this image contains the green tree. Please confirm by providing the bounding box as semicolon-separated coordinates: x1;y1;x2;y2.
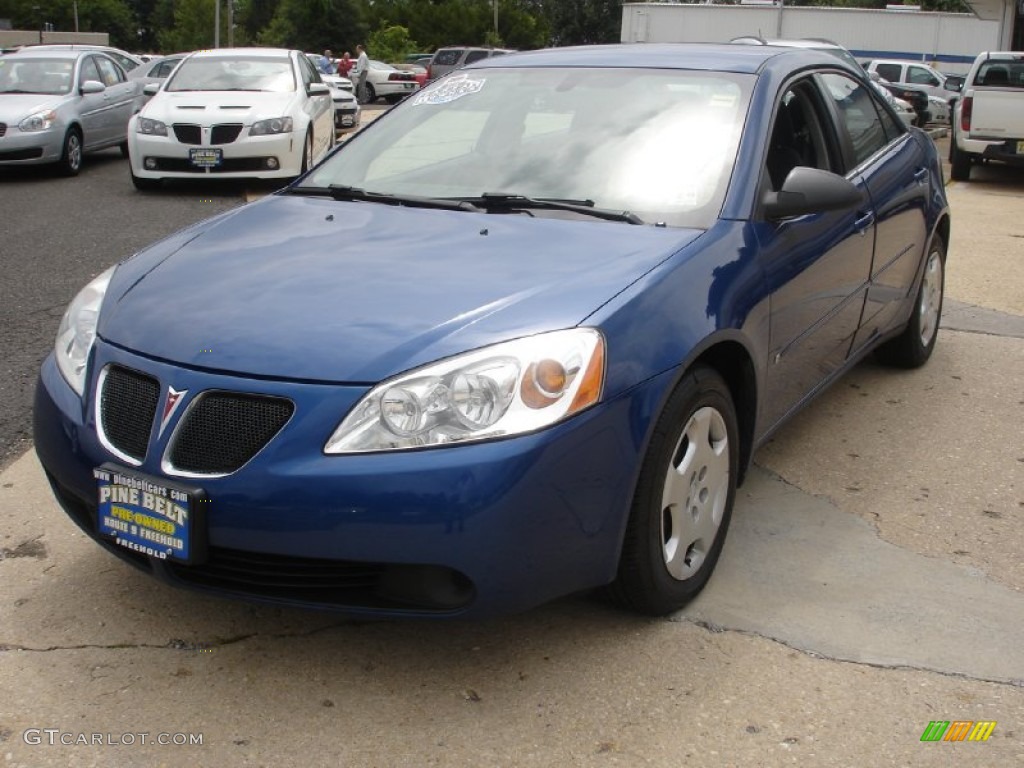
367;24;419;63
0;0;137;48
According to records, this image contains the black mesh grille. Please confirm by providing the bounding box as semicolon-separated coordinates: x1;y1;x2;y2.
166;548;473;611
100;366;160;462
168;393;293;474
172;124;201;144
0;123;7;138
210;124;243;144
149;156;274;173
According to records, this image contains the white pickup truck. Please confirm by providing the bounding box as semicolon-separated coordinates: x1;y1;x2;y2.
949;51;1024;181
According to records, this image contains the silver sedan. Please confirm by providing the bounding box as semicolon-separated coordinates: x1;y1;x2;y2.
0;49;142;175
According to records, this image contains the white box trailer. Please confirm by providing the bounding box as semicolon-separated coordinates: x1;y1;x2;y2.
620;3;1014;74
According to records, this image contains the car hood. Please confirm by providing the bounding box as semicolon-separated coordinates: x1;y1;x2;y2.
142;90;294;122
99;195;701;383
0;93;66;119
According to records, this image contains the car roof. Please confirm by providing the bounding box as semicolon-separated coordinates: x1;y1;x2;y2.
188;47;293;59
1;48;84;61
467;43;845;76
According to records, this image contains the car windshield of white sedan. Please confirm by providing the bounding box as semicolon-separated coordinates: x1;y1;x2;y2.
165;56;295;92
302;67;753;228
0;59;74;95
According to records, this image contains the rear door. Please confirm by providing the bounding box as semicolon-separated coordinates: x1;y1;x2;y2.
818;72;931;354
94;55;136;146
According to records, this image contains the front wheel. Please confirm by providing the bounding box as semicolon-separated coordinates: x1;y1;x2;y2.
130;167;160;191
57;128;82;176
300;128;313;175
875;234;945;368
608;366;739;615
364;83;376;104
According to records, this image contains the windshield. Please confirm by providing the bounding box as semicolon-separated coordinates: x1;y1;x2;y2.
301;67;753;227
0;58;74;95
166;55;295;92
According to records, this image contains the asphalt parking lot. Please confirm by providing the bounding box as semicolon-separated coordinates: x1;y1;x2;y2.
0;128;1022;767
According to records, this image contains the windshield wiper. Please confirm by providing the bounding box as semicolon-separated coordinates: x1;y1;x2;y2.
469;193;644;225
285;184;482;213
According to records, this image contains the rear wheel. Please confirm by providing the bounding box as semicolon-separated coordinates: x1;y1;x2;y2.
876;234;945;368
608;366;739;615
57;128;82;176
364;83;376;104
950;139;972;181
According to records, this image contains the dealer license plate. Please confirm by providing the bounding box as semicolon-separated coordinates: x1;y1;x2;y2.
95;465;205;564
189;147;223;168
1016;141;1024;154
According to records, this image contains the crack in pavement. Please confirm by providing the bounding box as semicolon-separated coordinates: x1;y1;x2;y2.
674;616;1024;689
0;621;353;654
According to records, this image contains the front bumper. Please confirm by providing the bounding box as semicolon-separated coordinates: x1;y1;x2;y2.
333;101;359;130
128;127;303;180
34;341;670;618
0;124;64;166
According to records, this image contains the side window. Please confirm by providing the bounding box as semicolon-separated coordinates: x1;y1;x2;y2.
821;73;889;168
155;59;178;78
95;56;123;87
908;66;940;87
433;50;462;66
464;51;489;65
299;55;319;86
869;84;906;142
79;56;101;86
875;63;901;83
765;80;835;190
107;52;138;72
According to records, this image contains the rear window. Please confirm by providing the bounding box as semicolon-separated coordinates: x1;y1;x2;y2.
464;51;490;65
875;63;901;82
974;60;1024;87
432;50;463;67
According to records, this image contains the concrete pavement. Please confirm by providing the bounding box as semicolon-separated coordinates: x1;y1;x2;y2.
1;146;1023;767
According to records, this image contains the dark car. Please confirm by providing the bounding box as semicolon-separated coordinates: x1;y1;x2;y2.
35;44;949;619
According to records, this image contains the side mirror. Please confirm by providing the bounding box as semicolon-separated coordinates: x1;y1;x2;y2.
944;76;964;93
308;82;330;96
762;167;863;220
143;82;160;96
80;80;105;95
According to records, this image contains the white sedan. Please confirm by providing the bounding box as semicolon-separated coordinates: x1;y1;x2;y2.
128;48;335;189
363;60;420;104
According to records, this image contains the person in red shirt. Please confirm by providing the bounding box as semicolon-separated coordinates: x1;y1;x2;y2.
337;52;353;78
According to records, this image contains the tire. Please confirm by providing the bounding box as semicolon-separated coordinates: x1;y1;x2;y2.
57;128;83;176
950;139;972;181
364;83;376;104
300;129;313;175
875;234;945;369
119;141;130;159
608;365;739;615
130;167;160;191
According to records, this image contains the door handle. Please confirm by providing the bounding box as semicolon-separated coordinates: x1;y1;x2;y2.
855;211;875;233
913;168;928;184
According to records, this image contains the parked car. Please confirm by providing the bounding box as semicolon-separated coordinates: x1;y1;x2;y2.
35;43;949;619
128;54;187;89
0;48;143;175
24;44;145;73
304;54;361;131
949;51;1024;181
127;47;335;189
392;62;428;87
363;59;420;103
426;46;515;81
863;59;953;104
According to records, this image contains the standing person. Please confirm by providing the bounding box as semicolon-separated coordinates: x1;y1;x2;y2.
318;49;334;75
353;44;370;104
337;51;353;78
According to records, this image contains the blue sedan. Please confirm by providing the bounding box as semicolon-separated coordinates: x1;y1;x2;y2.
34;44;950;618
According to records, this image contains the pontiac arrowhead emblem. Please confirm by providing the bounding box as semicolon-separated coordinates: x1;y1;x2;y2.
159;387;188;438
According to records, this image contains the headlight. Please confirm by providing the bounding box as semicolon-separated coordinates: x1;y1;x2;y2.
54;266;116;397
325;329;605;453
250;117;293;136
19;110;57;132
136;117;168;136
